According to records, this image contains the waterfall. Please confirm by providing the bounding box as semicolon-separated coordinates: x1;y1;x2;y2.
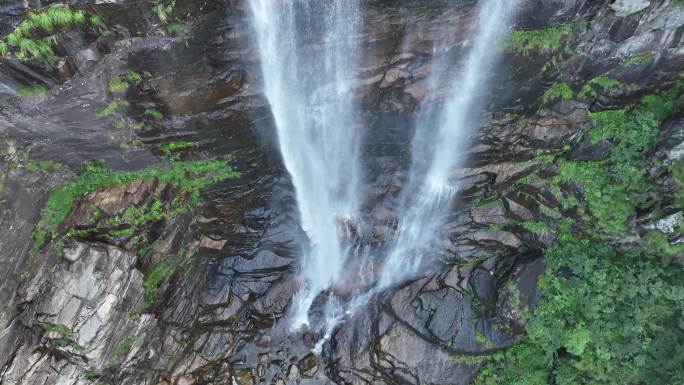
249;0;362;327
378;0;521;288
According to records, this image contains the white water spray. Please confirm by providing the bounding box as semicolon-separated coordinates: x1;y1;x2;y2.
249;0;362;327
379;0;522;288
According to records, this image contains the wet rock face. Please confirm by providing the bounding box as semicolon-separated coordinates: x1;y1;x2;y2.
1;0;684;385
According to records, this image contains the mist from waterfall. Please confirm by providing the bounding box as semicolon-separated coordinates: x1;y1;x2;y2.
249;0;362;327
378;0;522;288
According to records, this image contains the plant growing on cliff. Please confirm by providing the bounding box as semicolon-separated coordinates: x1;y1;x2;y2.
509;21;586;57
153;0;176;25
25;159;240;279
0;6;105;63
540;82;573;105
469;83;684;385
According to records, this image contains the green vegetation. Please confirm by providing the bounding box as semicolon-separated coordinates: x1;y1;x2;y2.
0;6;101;63
25;159;239;279
17;84;48;96
144;261;175;305
674;160;684;209
40;323;85;351
144;108;164;120
153;0;176;25
469;84;684;385
96;101;123;117
578;76;628;99
108;335;136;365
473;236;684;385
623;52;655;66
159;141;197;153
540;82;573;105
509;21;586;57
24;160;62;172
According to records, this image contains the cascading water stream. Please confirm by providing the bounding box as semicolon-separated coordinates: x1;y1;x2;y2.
250;0;521;335
378;0;522;288
249;0;362;328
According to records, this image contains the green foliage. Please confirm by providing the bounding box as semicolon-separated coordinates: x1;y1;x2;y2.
623;52;655;66
644;230;684;264
27;159;239;277
108;335;136;365
673;160;684;209
473;82;684;385
107;76;129;94
159;141;197;153
144;261;175;305
153;0;176;25
166;22;185;36
509;21;585;57
113;335;136;355
578;76;628;99
144;108;164;120
96;101;122;117
40;323;85;351
0;6;96;62
24;160;62;171
540;82;573;105
107;72;142;94
475;237;684;385
17;84;48;96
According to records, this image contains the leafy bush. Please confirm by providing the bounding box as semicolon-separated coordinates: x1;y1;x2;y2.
0;6;106;63
475;236;684;385
469;83;684;385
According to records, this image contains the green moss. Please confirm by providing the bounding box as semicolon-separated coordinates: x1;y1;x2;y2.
107;76;129;94
159;141;197;153
0;6;97;63
153;0;176;25
108;335;136;365
143;261;175;305
96;101;123;117
26;159;239;278
644;230;684;264
623;52;655;66
673;160;684;209
17;84;48;96
41;323;74;337
540;82;573;105
40;323;85;351
144;108;164;121
509;21;586;57
24;160;62;172
578;76;628;99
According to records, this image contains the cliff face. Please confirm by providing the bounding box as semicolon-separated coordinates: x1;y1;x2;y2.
0;1;682;385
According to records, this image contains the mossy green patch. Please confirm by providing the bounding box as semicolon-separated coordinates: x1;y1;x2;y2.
578;76;629;99
17;84;48;96
509;21;586;57
153;0;176;25
540;82;573;105
0;6;102;63
40;323;85;351
24;160;62;172
96;101;124;117
143;261;175;306
25;159;239;279
159;141;197;153
623;52;655;66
